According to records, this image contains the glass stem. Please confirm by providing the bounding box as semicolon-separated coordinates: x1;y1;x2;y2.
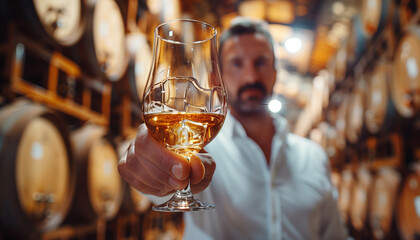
152;155;214;211
176;156;193;198
178;182;192;195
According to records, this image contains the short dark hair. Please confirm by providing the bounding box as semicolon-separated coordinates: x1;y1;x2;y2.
218;17;276;70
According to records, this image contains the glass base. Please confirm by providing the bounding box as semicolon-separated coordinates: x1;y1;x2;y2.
152;190;215;212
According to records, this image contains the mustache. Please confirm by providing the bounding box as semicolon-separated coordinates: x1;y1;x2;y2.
237;82;267;98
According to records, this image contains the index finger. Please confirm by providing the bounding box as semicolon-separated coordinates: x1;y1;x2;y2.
135;124;190;180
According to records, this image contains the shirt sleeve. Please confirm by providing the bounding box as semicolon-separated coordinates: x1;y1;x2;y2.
319;191;350;240
313;141;350;239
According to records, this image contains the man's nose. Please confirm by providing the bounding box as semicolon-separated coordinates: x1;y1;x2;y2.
242;64;259;84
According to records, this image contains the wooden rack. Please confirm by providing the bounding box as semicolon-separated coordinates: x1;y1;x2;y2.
114;213;141;240
40;219;106;240
364;133;404;170
111;94;143;138
1;27;111;127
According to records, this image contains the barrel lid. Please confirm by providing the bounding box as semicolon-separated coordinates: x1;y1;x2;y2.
346;81;365;143
360;0;390;37
350;166;372;231
116;137;151;213
392;28;420;118
397;170;420;240
16;117;70;223
334;41;348;83
130;187;152;213
20;0;85;46
142;211;183;240
93;0;128;81
361;0;380;36
338;168;354;223
369;167;401;239
335;95;348;150
88;136;122;219
126;32;153;103
347;15;368;60
365;61;390;134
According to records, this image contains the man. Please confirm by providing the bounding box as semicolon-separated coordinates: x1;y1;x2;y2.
119;18;348;239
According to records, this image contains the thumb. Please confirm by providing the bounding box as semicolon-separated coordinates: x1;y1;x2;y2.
189;155;205;184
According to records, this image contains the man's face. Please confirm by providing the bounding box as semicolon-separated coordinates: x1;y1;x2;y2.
220;33;277;115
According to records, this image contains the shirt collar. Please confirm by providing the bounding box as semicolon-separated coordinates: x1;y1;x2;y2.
220;110;242;140
222;110;289;140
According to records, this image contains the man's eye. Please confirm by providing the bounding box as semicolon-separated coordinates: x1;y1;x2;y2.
232;61;242;68
256;60;267;67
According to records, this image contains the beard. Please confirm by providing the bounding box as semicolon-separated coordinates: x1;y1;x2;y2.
229;82;270;115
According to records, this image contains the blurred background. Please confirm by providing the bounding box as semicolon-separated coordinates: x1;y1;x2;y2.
0;0;420;239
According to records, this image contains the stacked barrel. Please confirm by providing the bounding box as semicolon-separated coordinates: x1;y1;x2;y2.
298;0;420;239
0;0;184;239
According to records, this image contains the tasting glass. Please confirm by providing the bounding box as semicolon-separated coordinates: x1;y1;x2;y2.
142;19;227;212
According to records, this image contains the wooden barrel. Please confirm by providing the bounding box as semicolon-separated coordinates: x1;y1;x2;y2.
142;211;184;240
338;168;354;224
324;92;348;167
326;127;345;169
334;93;348;151
0;100;75;235
145;0;181;23
125;32;152;103
334;40;348;83
395;0;420;34
66;124;124;223
309;122;330;150
318;70;331;108
0;0;13;29
396;166;420;240
347;15;368;62
128;186;152;213
326;58;338;91
331;170;341;191
309;76;325;126
67;0;128;82
346;80;365;144
391;25;420;118
122;0;142;33
117;137;151;214
14;0;86;47
365;59;395;134
369;166;401;240
360;0;393;38
350;165;373;232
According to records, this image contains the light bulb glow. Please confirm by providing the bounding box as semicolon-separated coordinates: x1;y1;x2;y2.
268;99;282;113
285;37;302;53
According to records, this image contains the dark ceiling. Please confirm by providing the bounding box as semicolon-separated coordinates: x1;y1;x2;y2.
177;0;357;76
135;0;361;76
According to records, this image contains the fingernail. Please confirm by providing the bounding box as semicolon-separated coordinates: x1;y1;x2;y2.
169;177;180;188
172;164;183;179
201;162;205;181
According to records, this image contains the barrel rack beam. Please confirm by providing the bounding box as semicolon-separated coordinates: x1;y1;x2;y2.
40;218;106;240
2;28;111;127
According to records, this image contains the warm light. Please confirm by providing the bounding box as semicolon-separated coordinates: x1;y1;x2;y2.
285;37;302;53
332;1;345;15
146;0;161;14
268;99;282;113
313;75;325;90
179;200;189;209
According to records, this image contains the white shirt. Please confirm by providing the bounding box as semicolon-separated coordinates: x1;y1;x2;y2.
182;112;348;240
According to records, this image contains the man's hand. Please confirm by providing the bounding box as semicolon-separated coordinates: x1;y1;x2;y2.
118;124;216;197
